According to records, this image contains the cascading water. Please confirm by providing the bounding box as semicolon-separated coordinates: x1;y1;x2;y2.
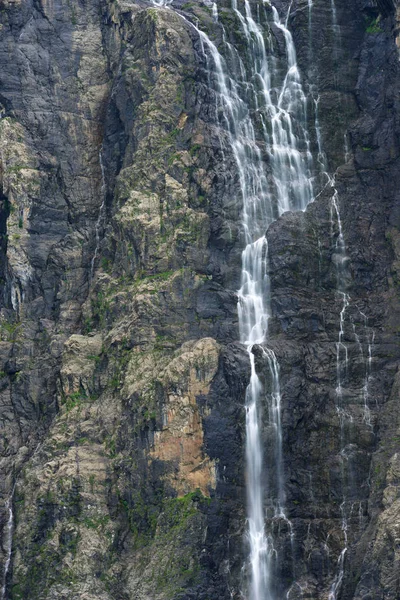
151;0;173;6
196;2;314;598
194;19;274;600
1;490;14;600
151;1;315;596
203;0;218;19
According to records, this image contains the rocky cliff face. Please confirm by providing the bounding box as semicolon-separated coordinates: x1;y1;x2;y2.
0;0;399;599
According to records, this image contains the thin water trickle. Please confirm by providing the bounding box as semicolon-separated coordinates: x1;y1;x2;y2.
90;151;107;281
361;316;374;427
9;277;20;315
344;133;351;163
330;190;346;596
328;547;347;600
329;183;350;600
313;91;329;185
262;348;285;516
330;0;341;56
1;491;14;600
328;284;374;600
331;187;350;401
307;0;313;61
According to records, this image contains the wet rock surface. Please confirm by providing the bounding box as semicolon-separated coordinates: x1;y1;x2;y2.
0;0;399;599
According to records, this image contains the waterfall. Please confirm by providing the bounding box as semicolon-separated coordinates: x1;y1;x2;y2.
230;6;313;597
193;19;274;599
245;353;272;599
1;491;14;600
203;0;218;20
90;151;107;280
151;1;315;597
262;5;314;214
196;2;313;597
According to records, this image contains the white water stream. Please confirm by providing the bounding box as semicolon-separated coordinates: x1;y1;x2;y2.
192;3;313;598
151;0;315;597
151;0;173;6
1;491;14;600
149;1;347;598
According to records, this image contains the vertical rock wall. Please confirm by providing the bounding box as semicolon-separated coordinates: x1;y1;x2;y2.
0;0;399;599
